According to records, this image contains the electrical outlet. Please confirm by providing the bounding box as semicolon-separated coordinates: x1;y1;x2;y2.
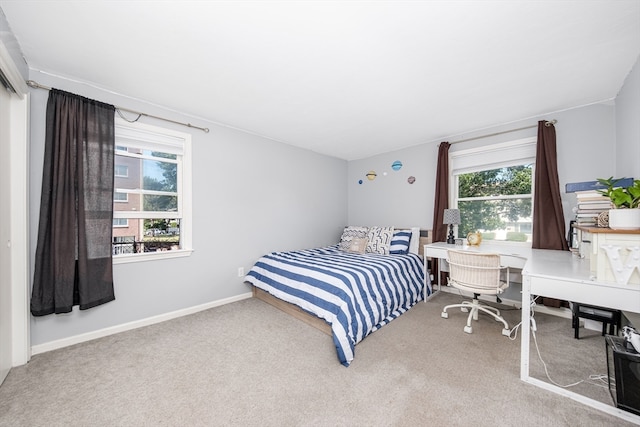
237;267;244;278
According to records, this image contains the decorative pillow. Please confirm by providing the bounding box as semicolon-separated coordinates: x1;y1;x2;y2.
345;237;368;254
389;230;411;254
338;226;369;251
366;226;394;255
409;227;420;254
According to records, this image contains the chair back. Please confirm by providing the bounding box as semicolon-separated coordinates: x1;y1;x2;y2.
447;250;505;294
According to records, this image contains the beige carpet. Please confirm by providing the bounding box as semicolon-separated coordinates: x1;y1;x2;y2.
0;292;635;427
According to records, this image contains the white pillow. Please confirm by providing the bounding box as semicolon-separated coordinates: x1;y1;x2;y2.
366;226;394;255
338;226;369;251
409;227;420;254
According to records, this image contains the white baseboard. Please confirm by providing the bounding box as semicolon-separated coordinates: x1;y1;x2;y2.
31;292;253;356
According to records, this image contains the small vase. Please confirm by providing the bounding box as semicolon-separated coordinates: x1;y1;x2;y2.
608;208;640;230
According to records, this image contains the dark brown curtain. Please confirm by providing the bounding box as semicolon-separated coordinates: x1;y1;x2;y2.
31;89;116;316
532;120;568;251
432;142;451;243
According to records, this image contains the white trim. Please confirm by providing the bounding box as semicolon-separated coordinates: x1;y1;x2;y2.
112;248;193;264
0;24;30;368
31;292;252;355
9;91;30;366
450;137;536;174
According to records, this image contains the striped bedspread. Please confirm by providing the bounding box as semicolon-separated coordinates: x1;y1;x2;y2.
245;246;430;366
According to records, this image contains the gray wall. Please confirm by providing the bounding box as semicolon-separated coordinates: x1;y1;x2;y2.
349;49;640;233
616;56;640;179
347;82;636;233
28;70;348;346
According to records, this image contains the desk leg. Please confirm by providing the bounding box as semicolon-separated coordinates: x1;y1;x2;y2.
520;274;531;381
423;256;428;303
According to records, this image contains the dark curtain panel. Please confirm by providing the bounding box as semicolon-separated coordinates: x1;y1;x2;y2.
31;89;116;316
431;142;451;243
532;120;568;251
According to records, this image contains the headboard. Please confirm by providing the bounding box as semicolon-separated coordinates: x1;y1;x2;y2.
417;229;432;257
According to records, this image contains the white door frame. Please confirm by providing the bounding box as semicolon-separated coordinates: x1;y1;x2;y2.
0;38;31;375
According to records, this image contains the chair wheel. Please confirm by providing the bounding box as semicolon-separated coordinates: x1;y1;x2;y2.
461;307;469;313
464;326;473;334
501;328;510;337
441;312;449;319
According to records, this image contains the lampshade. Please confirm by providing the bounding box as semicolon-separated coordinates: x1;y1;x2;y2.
443;208;461;225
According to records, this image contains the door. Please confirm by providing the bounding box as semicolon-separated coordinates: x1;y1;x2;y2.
0;83;11;384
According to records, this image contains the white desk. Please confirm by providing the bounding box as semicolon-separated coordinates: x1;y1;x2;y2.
425;241;529;290
424;242;640;424
521;249;640;423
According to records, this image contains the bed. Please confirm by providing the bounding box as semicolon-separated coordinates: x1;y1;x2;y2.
245;227;432;366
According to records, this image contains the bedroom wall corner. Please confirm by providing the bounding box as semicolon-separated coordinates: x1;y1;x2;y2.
26;70;348;349
347;103;619;234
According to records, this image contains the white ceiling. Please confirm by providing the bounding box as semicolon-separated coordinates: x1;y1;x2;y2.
1;1;639;160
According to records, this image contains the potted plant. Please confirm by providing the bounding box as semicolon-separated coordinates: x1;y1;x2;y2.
597;177;640;230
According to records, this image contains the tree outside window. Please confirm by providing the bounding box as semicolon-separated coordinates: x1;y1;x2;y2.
456;164;533;242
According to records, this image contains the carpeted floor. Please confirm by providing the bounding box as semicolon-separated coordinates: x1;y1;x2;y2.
0;291;636;427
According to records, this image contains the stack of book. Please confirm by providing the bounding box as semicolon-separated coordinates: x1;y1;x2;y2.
574;190;612;226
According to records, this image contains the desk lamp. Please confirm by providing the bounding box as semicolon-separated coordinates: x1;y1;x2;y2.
443;209;461;244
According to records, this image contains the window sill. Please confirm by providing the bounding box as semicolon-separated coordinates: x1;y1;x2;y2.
113;248;194;265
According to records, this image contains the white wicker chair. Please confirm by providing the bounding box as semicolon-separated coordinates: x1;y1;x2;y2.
441;249;510;336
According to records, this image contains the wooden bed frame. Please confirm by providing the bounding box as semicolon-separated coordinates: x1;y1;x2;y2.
251;229;432;337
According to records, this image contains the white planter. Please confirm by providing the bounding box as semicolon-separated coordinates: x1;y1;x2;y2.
608;208;640;230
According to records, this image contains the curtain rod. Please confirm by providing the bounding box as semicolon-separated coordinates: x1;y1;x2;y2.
26;80;210;133
450;119;557;145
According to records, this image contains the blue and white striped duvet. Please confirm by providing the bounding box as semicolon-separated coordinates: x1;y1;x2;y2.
245;245;430;366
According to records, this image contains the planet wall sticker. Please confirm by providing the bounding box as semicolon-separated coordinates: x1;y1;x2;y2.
366;170;377;181
407;176;416;184
392;160;403;171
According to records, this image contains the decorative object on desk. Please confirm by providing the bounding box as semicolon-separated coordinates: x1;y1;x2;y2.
443;208;461;244
467;231;482;246
454;238;463;247
597;210;609;228
597;177;640;230
599;245;640;285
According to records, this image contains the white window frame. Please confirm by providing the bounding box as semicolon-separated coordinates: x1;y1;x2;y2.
114;164;129;177
113;218;129;227
114;191;128;203
450;137;536;246
112;118;193;263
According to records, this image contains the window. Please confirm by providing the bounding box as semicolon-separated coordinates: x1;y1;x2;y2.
114;164;129;177
113;218;129;227
112;118;192;262
450;138;536;244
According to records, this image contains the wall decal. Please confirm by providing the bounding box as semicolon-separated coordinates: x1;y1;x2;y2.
358;179;363;185
392;160;403;171
407;176;416;184
366;170;377;180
